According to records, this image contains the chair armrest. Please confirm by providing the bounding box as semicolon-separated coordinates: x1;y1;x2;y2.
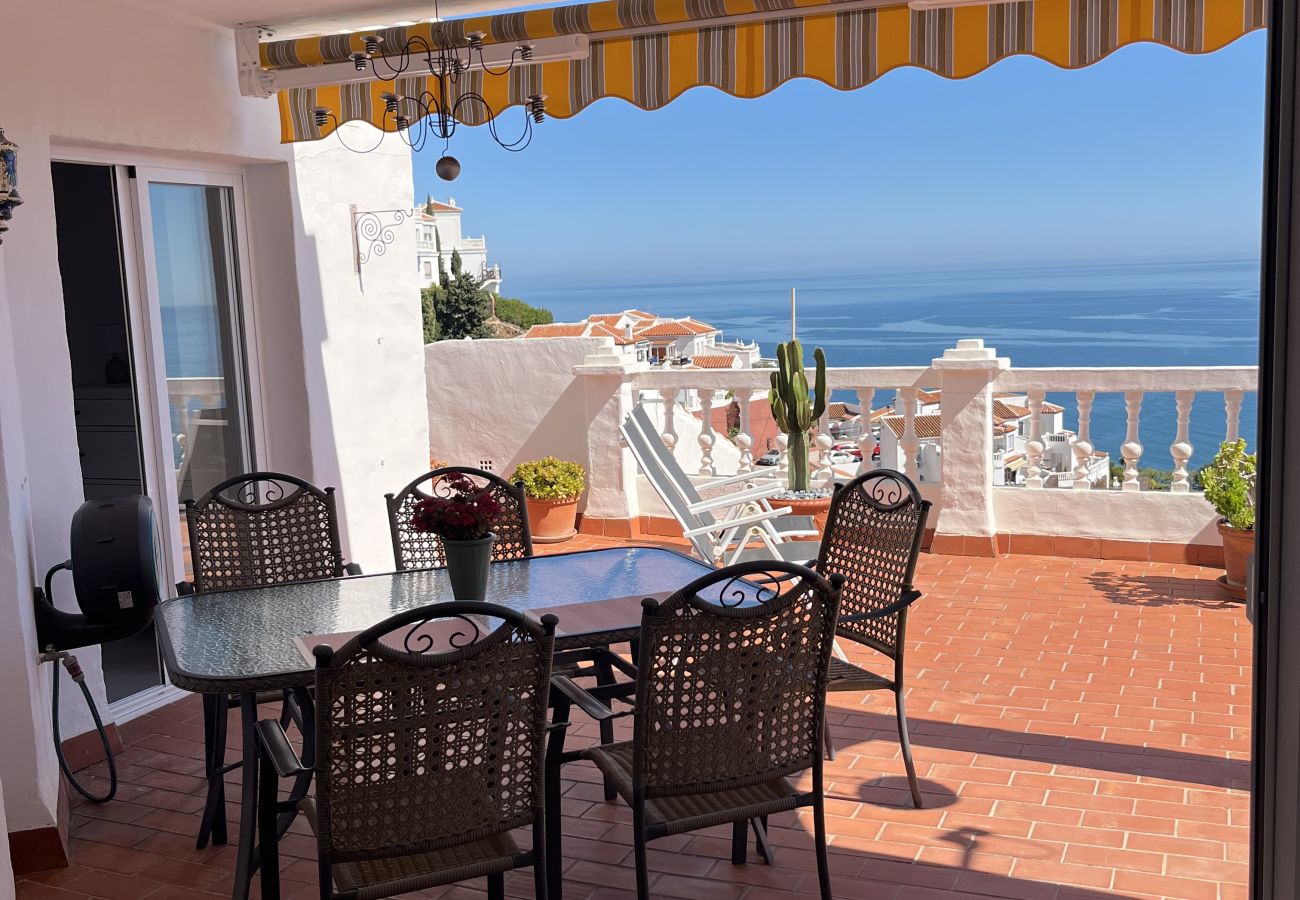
681;506;792;538
698;470;783;490
551;675;624;723
839;589;922;624
176;581;194;596
343;562;363;576
687;483;783;514
255;719;309;778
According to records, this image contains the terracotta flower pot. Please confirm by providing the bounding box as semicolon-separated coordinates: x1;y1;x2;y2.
780;496;832;538
1217;521;1254;601
526;497;579;543
443;533;495;602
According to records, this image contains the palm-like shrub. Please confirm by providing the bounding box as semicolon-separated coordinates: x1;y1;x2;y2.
1200;439;1256;531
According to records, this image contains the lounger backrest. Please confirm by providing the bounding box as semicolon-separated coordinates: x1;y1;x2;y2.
620;414;718;560
629;403;708;506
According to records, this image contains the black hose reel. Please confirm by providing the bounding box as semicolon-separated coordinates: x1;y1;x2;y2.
34;495;165;802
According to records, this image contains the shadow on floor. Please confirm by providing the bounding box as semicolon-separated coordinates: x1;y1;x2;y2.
1083;571;1242;609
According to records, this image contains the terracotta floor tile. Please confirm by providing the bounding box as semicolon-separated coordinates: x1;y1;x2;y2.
16;542;1251;900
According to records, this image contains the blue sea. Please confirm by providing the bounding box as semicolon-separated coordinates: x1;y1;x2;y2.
514;257;1260;471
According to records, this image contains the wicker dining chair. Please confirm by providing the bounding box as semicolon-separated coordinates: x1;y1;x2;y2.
255;601;558;900
180;471;361;849
815;468;932;808
385;466;532;571
545;560;844;900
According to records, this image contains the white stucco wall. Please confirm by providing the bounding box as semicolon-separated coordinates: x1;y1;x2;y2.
289;132;428;573
994;489;1223;545
426;337;605;490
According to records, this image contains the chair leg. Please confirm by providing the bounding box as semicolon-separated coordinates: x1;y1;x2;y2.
730;820;747;865
487;872;505;900
823;718;837;761
753;816;774;865
632;806;650;900
257;742;281;900
196;692;229;848
545;700;570;900
812;795;832;900
895;688;923;809
595;655;618;801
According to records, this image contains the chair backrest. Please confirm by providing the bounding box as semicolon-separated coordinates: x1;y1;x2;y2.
311;602;556;864
385;467;532;571
815;469;930;658
619;414;717;560
631;561;843;799
184;471;346;593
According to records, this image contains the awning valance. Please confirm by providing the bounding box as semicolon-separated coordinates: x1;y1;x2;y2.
260;0;1267;143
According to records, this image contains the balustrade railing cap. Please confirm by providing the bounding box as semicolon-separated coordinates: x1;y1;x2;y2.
932;338;1009;370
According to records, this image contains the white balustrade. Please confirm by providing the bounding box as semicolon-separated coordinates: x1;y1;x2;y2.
697;389;716;476
899;386;919;482
1072;390;1095;491
661;388;678;452
1024;389;1045;490
1120;391;1144;492
733;387;755;471
856;388;876;475
1170;391;1194;493
814;405;834;486
1225;389;1244;443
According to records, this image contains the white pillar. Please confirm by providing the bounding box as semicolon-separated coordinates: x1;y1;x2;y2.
1121;391;1145;493
1072;391;1095;490
1170;390;1195;493
575;349;644;521
931;339;1009;555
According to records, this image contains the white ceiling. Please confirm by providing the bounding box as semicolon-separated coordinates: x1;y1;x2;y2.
115;0;529;40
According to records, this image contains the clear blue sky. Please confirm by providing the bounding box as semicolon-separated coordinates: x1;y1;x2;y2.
413;33;1267;286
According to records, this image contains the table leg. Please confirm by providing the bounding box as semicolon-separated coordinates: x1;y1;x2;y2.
231;693;259;900
196;692;228;848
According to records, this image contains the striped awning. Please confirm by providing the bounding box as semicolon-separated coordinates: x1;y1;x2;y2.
263;0;1267;143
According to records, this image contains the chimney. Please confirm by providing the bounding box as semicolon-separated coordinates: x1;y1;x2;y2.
624;322;634;340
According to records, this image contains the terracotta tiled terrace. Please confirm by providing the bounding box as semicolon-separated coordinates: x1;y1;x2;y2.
17;535;1251;900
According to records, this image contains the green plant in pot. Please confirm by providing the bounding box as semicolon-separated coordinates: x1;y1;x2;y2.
1199;438;1255;600
512;456;585;543
769;339;832;533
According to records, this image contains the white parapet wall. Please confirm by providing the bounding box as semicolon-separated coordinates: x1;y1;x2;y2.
994;489;1223;546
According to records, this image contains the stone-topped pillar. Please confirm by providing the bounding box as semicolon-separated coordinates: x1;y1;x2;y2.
931;339;1009;557
574;345;648;531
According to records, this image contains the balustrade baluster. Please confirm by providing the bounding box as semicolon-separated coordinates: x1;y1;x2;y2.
776;433;790;479
1121;391;1144;492
732;388;755;472
1072;391;1095;491
1025;390;1046;489
856;388;876;474
1224;389;1244;444
1170;391;1194;493
899;387;919;482
697;389;716;476
814;405;834;486
661;389;678;454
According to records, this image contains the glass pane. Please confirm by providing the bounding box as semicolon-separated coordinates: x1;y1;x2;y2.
148;183;250;503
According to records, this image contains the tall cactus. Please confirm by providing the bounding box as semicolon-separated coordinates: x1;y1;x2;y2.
769;339;827;492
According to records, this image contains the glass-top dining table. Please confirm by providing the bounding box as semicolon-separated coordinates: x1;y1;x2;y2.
155;545;719;900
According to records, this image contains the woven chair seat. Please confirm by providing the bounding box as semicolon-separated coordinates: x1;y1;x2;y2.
299;799;522;899
826;657;895;693
585;742;802;837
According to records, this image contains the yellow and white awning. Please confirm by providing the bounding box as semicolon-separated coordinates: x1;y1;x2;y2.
258;0;1267;142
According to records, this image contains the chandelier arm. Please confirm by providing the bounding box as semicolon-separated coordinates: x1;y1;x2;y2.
475;45;523;77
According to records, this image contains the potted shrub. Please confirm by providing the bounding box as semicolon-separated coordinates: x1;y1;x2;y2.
513;456;585;543
410;472;502;601
769;339;833;534
1200;438;1256;600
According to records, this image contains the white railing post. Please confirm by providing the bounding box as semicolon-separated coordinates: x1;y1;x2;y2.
1024;389;1045;489
696;389;716;476
1121;391;1144;492
661;388;678;453
1225;389;1244;444
856;388;876;475
575;345;647;521
814;405;834;486
932;339;1008;555
899;387;920;482
733;388;755;472
1072;391;1094;490
1170;390;1194;493
776;433;790;478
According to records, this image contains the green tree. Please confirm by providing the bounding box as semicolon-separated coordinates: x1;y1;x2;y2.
420;284;443;343
435;254;489;339
493;297;554;329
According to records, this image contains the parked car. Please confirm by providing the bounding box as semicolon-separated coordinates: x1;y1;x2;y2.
831;442;863;460
826;450;859;467
756;449;781;466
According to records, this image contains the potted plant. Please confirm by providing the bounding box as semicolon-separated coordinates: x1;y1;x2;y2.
512;456;585;543
1200;438;1256;600
769;339;833;535
410;473;502;601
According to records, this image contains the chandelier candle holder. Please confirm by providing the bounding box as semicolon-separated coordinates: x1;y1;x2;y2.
280;7;568;180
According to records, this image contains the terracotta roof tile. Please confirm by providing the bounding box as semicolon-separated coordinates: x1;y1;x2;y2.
688;354;738;369
523;323;587;338
882;414;942;439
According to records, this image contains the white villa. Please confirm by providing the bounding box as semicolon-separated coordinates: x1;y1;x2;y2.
521;309;761;366
414;196;502;293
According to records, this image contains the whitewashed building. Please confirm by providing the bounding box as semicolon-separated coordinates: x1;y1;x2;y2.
414;196;502;293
